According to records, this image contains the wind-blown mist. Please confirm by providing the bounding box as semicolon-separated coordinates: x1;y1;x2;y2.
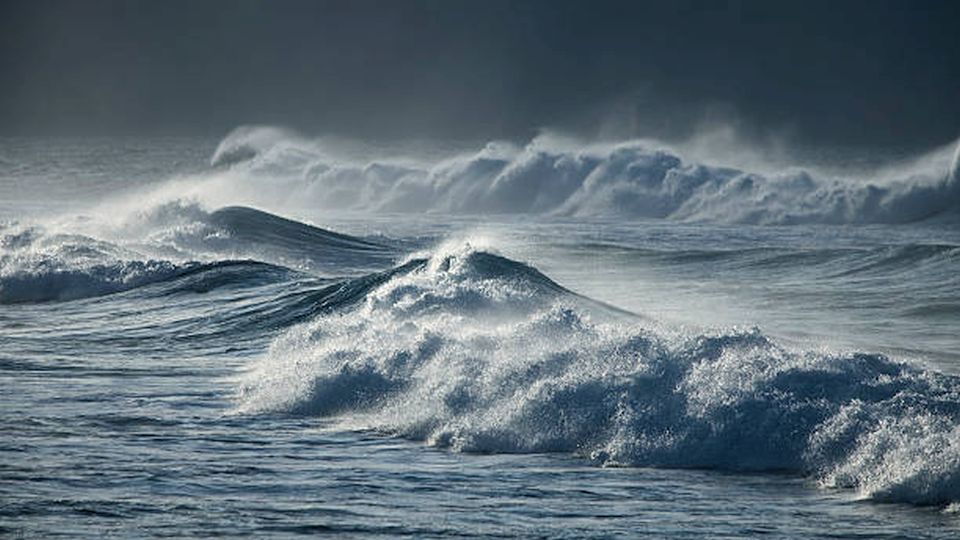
199;127;960;225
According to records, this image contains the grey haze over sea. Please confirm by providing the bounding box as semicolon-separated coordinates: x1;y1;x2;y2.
1;129;959;538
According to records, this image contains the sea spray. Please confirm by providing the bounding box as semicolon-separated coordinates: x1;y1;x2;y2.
203;127;960;225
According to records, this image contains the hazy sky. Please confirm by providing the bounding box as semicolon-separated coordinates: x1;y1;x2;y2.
1;0;957;151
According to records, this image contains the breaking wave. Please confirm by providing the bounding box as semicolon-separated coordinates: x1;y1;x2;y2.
206;126;960;225
0;204;397;304
238;241;960;507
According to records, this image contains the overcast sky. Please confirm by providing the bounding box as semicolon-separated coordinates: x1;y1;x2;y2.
1;0;957;152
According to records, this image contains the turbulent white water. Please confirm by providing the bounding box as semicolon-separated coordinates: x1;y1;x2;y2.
237;241;960;506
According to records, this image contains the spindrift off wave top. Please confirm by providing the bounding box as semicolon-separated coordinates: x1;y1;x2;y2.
202;126;960;225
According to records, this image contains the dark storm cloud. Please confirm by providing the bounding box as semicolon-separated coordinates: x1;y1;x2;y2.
1;0;957;150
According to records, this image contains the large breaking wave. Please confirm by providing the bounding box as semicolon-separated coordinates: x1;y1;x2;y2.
238;240;960;507
204;126;960;225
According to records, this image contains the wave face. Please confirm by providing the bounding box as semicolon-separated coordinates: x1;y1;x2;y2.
206;126;960;225
238;242;960;507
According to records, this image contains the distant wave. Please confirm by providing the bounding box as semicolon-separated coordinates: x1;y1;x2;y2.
238;241;960;507
207;126;960;225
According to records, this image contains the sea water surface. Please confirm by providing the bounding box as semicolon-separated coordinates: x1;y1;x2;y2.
2;132;959;538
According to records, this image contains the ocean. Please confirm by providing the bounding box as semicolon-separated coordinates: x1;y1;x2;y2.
2;129;959;538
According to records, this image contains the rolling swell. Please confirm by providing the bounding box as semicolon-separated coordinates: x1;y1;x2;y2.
130;260;428;350
239;242;960;507
585;242;960;281
204;206;396;270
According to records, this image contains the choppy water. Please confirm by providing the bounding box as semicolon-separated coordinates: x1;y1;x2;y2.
2;133;959;538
